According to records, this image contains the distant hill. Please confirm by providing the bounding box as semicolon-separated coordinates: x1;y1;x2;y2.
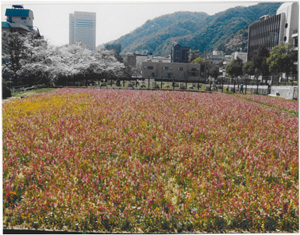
215;27;249;54
112;2;282;56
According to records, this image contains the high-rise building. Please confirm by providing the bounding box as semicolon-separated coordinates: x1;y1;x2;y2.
247;2;298;61
69;11;96;50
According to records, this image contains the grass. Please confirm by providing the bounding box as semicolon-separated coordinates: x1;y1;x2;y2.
11;88;55;98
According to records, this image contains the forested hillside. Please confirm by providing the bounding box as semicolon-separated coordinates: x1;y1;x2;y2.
112;2;281;56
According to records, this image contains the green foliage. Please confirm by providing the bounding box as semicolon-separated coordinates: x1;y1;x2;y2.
216;27;249;54
226;57;244;78
243;61;255;76
208;65;220;79
251;44;270;76
2;82;12;99
267;43;298;75
192;56;205;64
115;3;281;56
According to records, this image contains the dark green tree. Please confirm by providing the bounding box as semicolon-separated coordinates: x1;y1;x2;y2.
252;44;270;77
226;57;244;78
243;61;255;76
208;64;220;79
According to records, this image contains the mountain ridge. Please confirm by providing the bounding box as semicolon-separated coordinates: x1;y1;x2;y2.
111;2;282;56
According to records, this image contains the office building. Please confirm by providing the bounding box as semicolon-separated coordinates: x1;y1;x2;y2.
247;2;299;60
69;11;96;50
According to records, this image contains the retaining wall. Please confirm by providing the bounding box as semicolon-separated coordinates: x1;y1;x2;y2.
270;86;298;100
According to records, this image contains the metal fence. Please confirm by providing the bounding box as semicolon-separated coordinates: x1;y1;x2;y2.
10;75;298;98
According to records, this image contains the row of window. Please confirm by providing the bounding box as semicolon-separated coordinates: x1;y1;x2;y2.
144;66;199;71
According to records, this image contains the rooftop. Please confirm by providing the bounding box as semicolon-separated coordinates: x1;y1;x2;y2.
5;8;31;17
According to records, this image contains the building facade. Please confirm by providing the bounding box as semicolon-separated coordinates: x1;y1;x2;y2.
231;52;247;63
171;44;190;63
2;5;42;38
69;11;96;50
142;61;202;82
247;2;299;60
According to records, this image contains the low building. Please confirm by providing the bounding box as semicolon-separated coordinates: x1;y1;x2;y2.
231;52;247;63
142;61;203;82
124;51;153;77
148;56;171;63
206;52;225;65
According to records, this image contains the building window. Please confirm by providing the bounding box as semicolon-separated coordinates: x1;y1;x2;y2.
152;73;156;77
163;67;168;70
177;67;183;71
285;23;288;28
294;37;298;48
21;17;27;20
284;36;287;42
191;68;199;71
167;73;173;78
147;66;153;70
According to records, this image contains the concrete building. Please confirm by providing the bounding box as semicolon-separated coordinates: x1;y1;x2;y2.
206;51;225;65
124;51;153;77
188;49;200;62
247;2;299;60
142;61;203;82
149;56;171;63
69;11;96;50
2;5;42;38
231;52;247;63
171;44;190;63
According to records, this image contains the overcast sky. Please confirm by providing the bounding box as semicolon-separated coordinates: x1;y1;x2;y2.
1;0;282;47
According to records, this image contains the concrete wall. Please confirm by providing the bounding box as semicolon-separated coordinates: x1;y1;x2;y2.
270;86;298;99
225;85;298;99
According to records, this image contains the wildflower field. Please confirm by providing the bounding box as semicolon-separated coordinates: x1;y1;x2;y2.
3;88;298;233
235;94;298;114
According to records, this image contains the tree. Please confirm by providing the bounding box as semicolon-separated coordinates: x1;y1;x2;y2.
243;61;255;76
3;32;127;87
2;32;29;84
192;56;206;73
252;44;270;77
226;57;244;78
267;43;298;76
208;64;220;79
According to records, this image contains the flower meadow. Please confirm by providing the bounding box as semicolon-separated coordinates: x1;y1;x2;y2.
235;94;298;114
3;88;298;233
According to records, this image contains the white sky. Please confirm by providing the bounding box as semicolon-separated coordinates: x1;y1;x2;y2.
1;0;283;47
